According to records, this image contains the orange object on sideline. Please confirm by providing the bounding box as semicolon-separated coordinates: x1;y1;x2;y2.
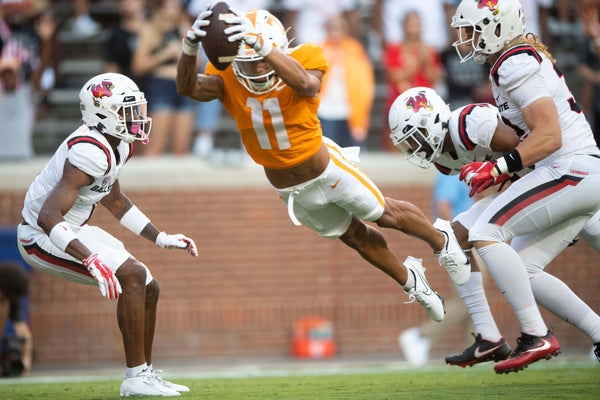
291;316;336;358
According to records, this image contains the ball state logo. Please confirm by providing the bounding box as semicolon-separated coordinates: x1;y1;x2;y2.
91;80;114;107
405;92;432;113
475;0;499;14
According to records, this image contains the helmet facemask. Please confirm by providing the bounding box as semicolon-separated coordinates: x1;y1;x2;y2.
451;0;525;64
391;122;445;169
80;73;152;144
389;87;450;169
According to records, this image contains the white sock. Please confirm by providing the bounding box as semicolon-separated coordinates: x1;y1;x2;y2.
455;271;502;342
477;243;547;336
126;363;148;378
531;271;600;342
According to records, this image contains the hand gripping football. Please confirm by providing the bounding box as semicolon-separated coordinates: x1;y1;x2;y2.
200;1;240;71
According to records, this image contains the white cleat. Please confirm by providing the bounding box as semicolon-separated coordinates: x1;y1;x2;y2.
403;256;445;322
433;218;470;286
152;369;190;392
120;370;180;397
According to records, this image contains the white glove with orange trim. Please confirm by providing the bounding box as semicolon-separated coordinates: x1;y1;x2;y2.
224;14;272;57
155;232;198;257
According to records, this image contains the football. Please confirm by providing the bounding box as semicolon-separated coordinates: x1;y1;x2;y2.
200;1;240;71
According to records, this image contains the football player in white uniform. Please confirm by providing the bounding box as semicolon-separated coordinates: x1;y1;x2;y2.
390;86;600;369
17;73;197;397
450;0;600;373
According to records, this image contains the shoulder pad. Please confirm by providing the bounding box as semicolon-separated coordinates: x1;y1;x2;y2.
455;104;499;151
490;45;542;91
67;136;111;177
289;43;328;73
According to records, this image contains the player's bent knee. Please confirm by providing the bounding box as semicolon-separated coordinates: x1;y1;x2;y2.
116;258;147;290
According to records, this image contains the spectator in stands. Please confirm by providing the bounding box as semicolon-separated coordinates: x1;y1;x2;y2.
104;0;147;92
132;0;195;157
577;0;600;145
0;262;32;377
70;0;101;37
440;25;492;108
318;14;374;149
282;0;362;45
0;0;55;161
382;11;442;150
374;0;451;51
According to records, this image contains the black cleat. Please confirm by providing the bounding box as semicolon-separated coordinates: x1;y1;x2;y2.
594;342;600;362
445;333;511;368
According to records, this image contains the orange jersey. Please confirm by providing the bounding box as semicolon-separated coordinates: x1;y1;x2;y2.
206;43;328;169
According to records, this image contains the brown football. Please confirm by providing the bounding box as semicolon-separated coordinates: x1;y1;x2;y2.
200;1;240;71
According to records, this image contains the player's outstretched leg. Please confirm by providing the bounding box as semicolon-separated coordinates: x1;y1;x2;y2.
339;218;444;321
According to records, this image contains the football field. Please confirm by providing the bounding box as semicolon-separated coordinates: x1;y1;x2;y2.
0;361;598;400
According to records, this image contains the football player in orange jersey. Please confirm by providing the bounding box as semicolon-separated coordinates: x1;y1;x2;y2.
177;8;470;321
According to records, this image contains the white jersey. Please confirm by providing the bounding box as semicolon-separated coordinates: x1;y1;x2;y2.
490;44;600;167
22;125;133;230
435;104;506;175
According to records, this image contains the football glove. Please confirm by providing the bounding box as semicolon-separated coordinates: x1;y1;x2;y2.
156;232;198;257
82;253;122;300
224;14;272;57
183;8;212;55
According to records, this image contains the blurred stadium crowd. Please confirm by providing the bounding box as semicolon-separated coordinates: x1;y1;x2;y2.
1;0;598;162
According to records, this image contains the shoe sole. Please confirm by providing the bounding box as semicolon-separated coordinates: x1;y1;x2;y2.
494;350;561;374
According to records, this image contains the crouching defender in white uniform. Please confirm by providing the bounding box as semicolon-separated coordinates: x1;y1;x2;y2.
17;73;197;397
390;86;600;370
444;0;600;374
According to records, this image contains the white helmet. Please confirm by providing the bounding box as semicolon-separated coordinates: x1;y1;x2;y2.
79;73;152;143
388;87;451;169
451;0;525;64
232;10;289;94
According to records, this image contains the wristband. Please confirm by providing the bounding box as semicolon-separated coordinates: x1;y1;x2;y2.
120;205;151;235
49;221;78;252
182;38;200;56
494;149;523;175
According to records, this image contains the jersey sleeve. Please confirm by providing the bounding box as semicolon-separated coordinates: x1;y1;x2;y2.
289;43;328;74
67;136;111;177
455;104;499;151
491;46;542;92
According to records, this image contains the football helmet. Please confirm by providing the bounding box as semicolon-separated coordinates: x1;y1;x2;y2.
79;73;152;143
388;87;451;169
232;10;289;94
451;0;525;64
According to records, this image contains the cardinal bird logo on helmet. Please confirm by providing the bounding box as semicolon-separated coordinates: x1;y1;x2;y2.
475;0;499;14
91;80;115;107
406;92;432;113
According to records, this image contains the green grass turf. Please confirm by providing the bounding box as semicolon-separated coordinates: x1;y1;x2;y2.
0;363;598;400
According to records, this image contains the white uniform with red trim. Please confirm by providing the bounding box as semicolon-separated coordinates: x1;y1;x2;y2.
435;103;506;175
468;44;600;263
17;125;153;285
